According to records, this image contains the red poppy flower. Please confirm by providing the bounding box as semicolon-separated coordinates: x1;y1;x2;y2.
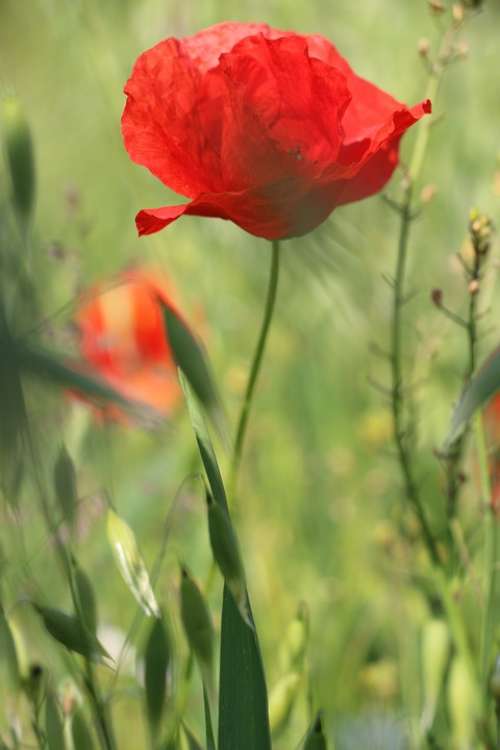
75;268;183;421
122;22;431;241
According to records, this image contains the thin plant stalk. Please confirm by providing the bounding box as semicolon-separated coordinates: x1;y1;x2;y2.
388;20;462;566
229;239;281;501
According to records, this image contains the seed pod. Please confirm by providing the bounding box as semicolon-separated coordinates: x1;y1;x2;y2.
206;492;247;621
280;602;310;671
107;508;160;618
269;671;301;737
72;561;98;636
144;611;171;737
421;618;449;730
179;566;213;674
33;603;106;661
447;655;479;748
1;95;35;221
303;711;328;750
54;445;78;532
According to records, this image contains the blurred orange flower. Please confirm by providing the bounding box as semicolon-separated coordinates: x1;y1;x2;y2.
75;267;184;421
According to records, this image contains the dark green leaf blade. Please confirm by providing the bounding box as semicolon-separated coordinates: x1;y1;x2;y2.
445;344;500;447
17;342;156;422
178;376;271;750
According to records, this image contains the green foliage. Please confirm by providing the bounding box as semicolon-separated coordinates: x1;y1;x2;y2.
144;611;171;738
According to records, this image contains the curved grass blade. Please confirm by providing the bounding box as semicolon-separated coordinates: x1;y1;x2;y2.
72;708;96;750
445;344;500;448
178;375;271;750
17;342;157;422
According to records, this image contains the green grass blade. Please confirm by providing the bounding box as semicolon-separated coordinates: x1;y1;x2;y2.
203;685;216;750
445;344;500;448
161;303;225;436
178;375;271;750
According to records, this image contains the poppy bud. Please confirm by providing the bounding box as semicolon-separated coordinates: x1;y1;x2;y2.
268;672;301;737
431;288;443;307
447;655;479;748
206;492;247;622
420;184;437;204
179;566;214;675
452;4;465;23
54;445;78;532
418;38;431;57
428;0;446;12
421;618;450;730
1;95;35;222
468;279;480;296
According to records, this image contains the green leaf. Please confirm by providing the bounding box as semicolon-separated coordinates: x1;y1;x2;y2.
161;303;223;433
179;377;271;750
106;509;160;618
71;708;96;750
17;342;155;422
144;611;171;737
45;691;65;750
303;712;328;750
219;587;271;750
445;345;500;447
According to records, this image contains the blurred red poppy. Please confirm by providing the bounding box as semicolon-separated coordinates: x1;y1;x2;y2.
122;22;431;241
75;268;183;421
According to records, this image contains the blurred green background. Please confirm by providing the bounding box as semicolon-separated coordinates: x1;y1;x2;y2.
1;1;499;748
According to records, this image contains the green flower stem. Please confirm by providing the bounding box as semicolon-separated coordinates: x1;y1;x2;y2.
229;239;281;502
